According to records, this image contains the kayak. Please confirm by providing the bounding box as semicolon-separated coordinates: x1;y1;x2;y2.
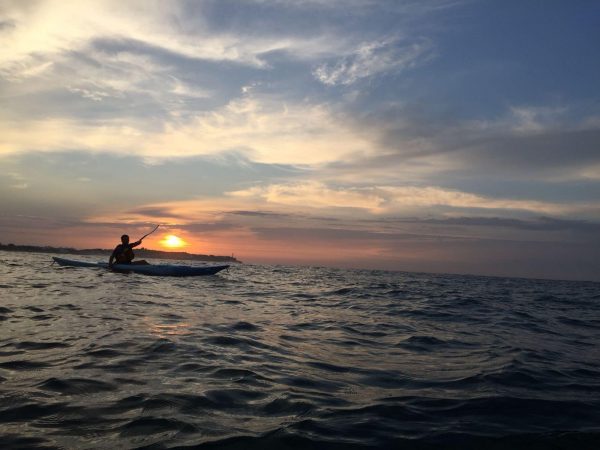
52;257;229;277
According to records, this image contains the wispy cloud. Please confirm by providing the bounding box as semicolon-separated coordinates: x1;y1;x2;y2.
321;104;600;185
227;181;587;215
0;94;374;165
313;36;433;86
399;216;600;234
229;181;385;210
0;0;364;74
3;172;28;190
0;1;261;67
127;206;188;220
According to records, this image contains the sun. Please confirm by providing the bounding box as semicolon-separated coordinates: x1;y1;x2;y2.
160;234;186;249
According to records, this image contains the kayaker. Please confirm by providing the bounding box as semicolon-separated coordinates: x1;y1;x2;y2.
109;234;148;267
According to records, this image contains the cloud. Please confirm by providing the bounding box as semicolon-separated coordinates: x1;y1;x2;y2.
4;1;595;185
0;1;248;68
0;150;303;224
0;95;375;165
313;36;433;86
227;181;586;215
3;172;29;190
457;127;600;178
318;102;600;187
508;105;568;133
0;37;216;123
127;206;187;220
228;181;384;210
0;0;364;74
380;186;584;215
395;216;600;234
227;210;289;218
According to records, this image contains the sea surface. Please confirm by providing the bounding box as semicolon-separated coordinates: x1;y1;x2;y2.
1;251;599;449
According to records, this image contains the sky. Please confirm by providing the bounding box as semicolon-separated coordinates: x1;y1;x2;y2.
1;0;600;281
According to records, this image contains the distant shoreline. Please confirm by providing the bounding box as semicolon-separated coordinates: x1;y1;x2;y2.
0;243;240;263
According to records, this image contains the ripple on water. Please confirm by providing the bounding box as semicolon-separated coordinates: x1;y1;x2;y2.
261;396;314;417
30;314;55;321
0;402;72;423
143;339;178;354
395;335;450;351
204;335;272;351
37;377;117;395
210;367;261;380
0;434;57;450
86;348;123;358
203;388;268;408
15;341;71;350
119;416;197;437
229;321;261;332
305;361;352;374
0;360;51;370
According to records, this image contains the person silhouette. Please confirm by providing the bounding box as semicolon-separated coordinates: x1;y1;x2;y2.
109;234;148;267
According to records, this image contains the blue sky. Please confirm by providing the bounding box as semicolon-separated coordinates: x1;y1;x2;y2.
1;0;599;280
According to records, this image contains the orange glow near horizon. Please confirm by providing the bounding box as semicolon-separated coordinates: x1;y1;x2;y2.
159;234;186;249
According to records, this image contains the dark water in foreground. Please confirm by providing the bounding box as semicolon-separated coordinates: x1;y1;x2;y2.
1;251;599;449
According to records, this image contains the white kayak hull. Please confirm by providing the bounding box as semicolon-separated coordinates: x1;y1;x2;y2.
52;257;229;277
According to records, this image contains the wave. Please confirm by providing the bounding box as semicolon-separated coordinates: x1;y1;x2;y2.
0;253;599;448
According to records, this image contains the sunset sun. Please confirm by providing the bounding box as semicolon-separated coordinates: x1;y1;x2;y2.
160;234;186;249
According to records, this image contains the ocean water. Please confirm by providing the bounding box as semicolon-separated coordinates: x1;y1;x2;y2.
1;251;599;449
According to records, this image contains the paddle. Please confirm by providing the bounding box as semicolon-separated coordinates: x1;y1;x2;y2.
139;224;160;241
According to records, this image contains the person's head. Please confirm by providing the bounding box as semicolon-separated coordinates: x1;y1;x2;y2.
121;234;129;244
